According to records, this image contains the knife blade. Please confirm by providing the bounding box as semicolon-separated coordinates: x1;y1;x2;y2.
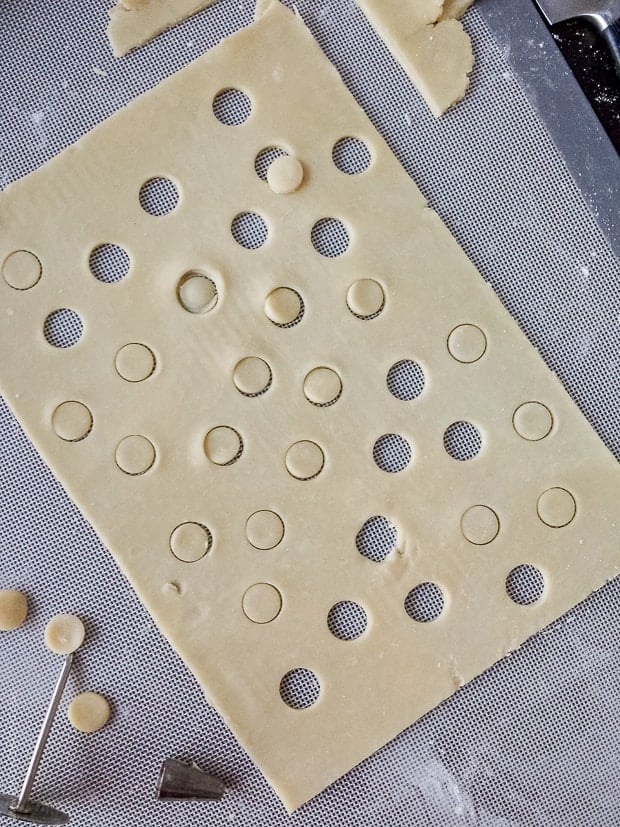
532;0;620;72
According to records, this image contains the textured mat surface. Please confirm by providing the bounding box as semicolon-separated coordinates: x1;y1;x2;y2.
1;1;619;825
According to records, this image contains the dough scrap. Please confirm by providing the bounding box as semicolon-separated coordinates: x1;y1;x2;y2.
107;0;218;57
0;589;28;631
68;691;111;733
355;0;475;117
0;0;619;811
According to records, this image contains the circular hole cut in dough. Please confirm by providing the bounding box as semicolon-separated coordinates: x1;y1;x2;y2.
356;515;397;562
303;366;342;407
242;582;283;624
461;504;500;545
177;272;218;314
68;691;111;733
169;522;213;563
139;176;179;216
89;243;130;284
447;323;487;363
346;278;385;319
536;487;576;528
264;287;304;327
2;250;42;290
43;308;83;348
404;582;445;623
279;668;321;710
332;137;372;175
52;401;93;442
45;613;85;655
285;440;325;480
255;146;288;182
387;359;425;401
267;155;304;194
114;343;156;383
231;212;269;250
513;401;553;441
506;564;545;605
373;433;412;473
115;435;156;476
327;600;368;640
443;420;482;461
212;88;252;125
245;510;285;550
233;356;272;397
0;589;28;631
204;426;243;466
311;217;350;258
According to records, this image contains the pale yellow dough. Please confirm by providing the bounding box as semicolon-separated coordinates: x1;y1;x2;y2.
355;0;475;117
107;0;218;57
45;614;85;655
1;0;619;812
68;691;111;733
0;589;28;631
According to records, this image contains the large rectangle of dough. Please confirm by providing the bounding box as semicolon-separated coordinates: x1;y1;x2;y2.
1;0;618;811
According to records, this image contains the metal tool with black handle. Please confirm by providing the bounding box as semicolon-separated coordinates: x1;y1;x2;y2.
533;0;620;75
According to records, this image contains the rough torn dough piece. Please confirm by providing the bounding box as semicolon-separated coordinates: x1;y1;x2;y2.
440;0;476;20
0;589;28;631
107;0;218;57
0;0;619;811
45;614;85;655
68;691;111;733
355;0;475;117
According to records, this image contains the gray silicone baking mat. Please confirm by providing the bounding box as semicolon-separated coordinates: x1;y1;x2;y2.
1;1;619;825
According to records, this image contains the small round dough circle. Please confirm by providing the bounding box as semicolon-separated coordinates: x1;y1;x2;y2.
346;279;385;319
170;522;212;562
285;440;325;480
2;250;42;290
0;589;28;631
513;401;553;441
303;367;342;406
537;487;576;528
245;510;285;550
68;692;110;733
115;435;156;476
267;156;304;194
242;583;282;624
45;614;85;654
264;287;303;326
52;401;93;442
461;505;500;545
233;357;272;396
177;272;218;314
447;324;487;363
52;401;93;443
115;343;156;383
205;426;243;465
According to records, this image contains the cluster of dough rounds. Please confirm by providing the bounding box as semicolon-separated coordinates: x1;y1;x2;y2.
0;601;111;733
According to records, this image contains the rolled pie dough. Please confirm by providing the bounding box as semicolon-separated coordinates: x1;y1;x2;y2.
0;0;619;811
107;0;218;57
355;0;475;117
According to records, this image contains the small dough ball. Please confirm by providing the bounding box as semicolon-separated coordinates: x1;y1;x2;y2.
68;691;110;733
45;613;85;654
0;589;28;631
